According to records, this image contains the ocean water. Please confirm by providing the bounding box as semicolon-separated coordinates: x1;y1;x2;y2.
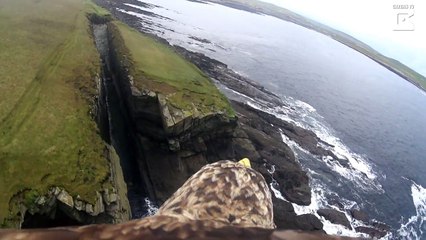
110;0;426;238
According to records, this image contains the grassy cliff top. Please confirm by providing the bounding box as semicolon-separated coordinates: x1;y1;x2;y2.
110;21;235;118
0;0;111;226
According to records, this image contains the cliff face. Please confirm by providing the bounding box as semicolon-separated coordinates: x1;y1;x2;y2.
107;22;237;142
101;19;318;212
100;20;314;210
100;20;240;205
90;5;318;228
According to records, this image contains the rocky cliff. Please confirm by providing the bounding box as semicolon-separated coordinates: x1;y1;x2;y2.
101;19;315;207
87;2;328;231
106;21;237;142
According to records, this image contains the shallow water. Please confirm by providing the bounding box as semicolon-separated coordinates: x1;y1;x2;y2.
112;0;426;237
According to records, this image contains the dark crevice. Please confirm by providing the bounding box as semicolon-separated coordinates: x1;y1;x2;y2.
92;22;151;218
22;208;83;229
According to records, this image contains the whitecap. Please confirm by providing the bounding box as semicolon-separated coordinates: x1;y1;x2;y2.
142;197;159;217
247;99;382;192
392;181;426;240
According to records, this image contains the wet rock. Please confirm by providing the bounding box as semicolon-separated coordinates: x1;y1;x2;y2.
232;102;311;206
272;196;323;231
273;198;298;229
370;221;391;232
355;226;387;239
327;198;345;210
350;209;369;223
272;195;296;229
317;208;352;229
275;169;311;206
295;214;324;231
335;158;350;168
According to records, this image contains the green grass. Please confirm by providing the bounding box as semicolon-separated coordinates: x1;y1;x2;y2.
0;0;236;227
109;21;235;117
0;0;110;226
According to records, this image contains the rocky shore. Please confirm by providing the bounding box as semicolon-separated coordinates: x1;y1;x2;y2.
0;1;391;237
90;0;392;237
173;46;391;238
90;4;321;229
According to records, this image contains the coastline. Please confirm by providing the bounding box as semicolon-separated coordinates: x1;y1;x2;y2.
0;0;398;237
91;0;394;236
205;0;426;93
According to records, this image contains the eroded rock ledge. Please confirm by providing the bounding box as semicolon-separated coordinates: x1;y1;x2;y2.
13;186;125;228
106;22;237;145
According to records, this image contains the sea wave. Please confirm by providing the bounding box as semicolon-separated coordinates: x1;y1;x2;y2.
269;166;367;238
246;97;383;192
142;197;159;217
391;181;426;239
220;84;381;191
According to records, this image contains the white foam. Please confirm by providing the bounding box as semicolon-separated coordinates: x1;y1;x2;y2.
270;182;285;200
267;161;366;237
294;99;316;113
291;180;367;238
220;71;386;237
142;197;159;217
393;181;426;239
266;164;287;201
247;99;382;192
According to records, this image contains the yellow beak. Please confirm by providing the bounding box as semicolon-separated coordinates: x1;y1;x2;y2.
238;158;251;168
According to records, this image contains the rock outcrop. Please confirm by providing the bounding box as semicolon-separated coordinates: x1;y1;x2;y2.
104;21;239;205
106;22;237;145
272;196;324;231
355;226;387;239
317;209;352;230
355;221;390;239
350;209;369;223
17;187;126;228
232;101;311;205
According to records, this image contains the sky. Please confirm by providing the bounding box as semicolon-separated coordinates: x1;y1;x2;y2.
260;0;426;77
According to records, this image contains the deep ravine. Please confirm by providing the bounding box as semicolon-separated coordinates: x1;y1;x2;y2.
92;22;151;218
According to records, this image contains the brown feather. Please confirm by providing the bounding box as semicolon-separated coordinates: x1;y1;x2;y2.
157;161;275;229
